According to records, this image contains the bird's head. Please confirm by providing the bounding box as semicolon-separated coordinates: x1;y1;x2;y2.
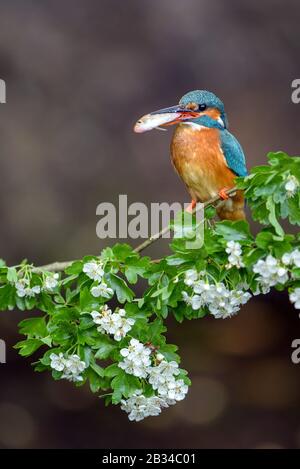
134;90;228;133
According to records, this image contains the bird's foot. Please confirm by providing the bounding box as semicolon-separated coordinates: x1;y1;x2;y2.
218;187;230;200
186;199;197;213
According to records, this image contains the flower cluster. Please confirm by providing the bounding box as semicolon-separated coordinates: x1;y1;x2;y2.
83;260;114;300
183;271;251;319
43;273;59;291
118;339;189;421
14;272;60;298
284;175;299;198
119;338;151;378
91;282;113;298
91;305;135;341
121;391;169;422
225;241;244;269
253;255;289;293
148;358;187;402
282;249;300;268
50;352;86;382
83;261;104;281
289;288;300;310
15;279;41;298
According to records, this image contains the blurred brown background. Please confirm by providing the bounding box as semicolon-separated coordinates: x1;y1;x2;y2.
0;0;300;449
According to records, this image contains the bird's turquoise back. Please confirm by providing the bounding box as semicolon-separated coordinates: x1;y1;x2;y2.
220;130;248;177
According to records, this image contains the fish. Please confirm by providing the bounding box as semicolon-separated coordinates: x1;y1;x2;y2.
133;112;182;133
133;111;201;133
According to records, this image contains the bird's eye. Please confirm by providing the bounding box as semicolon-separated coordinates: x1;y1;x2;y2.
199;104;207;111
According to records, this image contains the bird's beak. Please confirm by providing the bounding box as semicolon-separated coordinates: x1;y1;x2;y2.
134;105;200;133
149;105;200;126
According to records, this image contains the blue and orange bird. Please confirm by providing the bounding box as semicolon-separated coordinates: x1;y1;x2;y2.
134;90;248;220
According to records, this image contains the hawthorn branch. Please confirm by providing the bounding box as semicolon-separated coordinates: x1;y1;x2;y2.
35;187;237;272
33;261;74;273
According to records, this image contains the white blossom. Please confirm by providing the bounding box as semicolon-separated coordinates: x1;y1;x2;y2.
253;255;289;289
155;353;165;362
119;349;189;420
63;354;86;375
149;360;180;390
15;278;41;298
44;273;59;291
50;352;65;372
91;306;135;341
292;250;300;268
282;252;293;265
119;338;151;378
83;261;104;281
182;280;251;318
225;241;244;269
184;269;198;286
182;291;203;310
284;175;299;197
121;391;169;422
156;378;189;402
61;373;84;383
282;249;300;268
289;288;300;309
49;352;86;382
91;281;113;298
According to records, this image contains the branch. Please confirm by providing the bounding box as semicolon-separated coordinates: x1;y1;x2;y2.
33;260;74;273
34;187;237;272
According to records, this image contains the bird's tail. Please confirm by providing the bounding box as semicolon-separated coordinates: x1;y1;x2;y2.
216;190;246;221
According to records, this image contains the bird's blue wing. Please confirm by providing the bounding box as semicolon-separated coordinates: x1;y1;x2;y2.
220;130;248;177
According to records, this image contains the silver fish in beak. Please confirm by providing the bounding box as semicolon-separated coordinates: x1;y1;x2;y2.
134;105;200;133
133;112;182;133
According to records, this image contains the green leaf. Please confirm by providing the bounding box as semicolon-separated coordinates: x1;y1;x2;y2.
266;196;284;237
112;243;136;262
14;338;44;357
80;287;100;310
0;284;15;310
108;274;134;303
159;344;179;362
94;336;118;359
18;317;47;338
104;363;121;378
65;261;83;275
38;293;56;314
86;367;108;393
124;257;150;284
7;267;18;283
215;220;252;241
111;370;141;403
255;231;273;249
90;362;104;377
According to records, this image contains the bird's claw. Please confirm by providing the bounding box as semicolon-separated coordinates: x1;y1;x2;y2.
218;188;230;200
186;199;197;213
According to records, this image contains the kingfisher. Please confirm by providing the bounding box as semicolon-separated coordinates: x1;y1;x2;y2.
134;90;247;220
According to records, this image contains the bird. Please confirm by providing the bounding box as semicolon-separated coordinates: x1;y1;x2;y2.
134;90;248;220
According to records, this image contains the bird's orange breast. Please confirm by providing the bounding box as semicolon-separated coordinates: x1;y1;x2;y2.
171;124;235;202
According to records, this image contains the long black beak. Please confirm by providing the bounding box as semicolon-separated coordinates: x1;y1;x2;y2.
149;104;192;115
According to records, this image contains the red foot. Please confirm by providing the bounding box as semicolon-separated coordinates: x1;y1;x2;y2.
218;188;230;200
186;199;197;213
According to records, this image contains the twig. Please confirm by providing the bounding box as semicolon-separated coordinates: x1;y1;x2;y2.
34;187;237;272
33;261;74;273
